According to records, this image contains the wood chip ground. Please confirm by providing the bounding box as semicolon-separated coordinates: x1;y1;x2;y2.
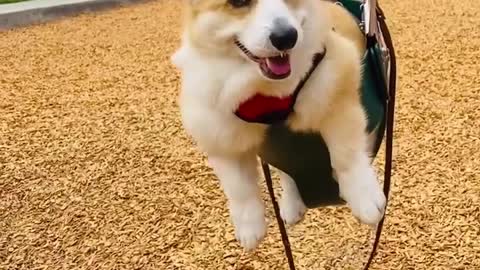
1;0;479;269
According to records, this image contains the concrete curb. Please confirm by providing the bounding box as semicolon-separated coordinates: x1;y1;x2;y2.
0;0;146;30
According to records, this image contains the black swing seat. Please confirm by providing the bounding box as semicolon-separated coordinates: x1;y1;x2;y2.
258;0;394;208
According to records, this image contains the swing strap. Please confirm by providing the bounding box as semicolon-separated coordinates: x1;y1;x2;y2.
262;161;297;270
260;3;396;270
363;3;396;269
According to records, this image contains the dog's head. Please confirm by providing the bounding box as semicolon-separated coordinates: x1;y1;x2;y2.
183;0;329;81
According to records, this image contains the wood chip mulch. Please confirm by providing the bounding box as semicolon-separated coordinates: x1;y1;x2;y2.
1;0;479;269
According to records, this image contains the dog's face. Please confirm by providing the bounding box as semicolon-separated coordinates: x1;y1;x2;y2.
186;0;324;81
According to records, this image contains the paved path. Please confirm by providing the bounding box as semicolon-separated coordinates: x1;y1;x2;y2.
1;0;479;269
0;0;142;30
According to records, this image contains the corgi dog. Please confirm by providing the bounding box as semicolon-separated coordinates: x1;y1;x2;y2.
171;0;386;251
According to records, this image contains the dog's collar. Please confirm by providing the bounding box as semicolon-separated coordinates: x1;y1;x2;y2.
234;49;327;124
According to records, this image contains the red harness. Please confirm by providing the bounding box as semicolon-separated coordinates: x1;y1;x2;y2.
235;93;294;124
234;51;326;124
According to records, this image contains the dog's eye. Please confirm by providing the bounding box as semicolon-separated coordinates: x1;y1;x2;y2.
228;0;251;8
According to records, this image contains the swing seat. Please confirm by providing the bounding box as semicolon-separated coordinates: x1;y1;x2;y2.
258;0;394;208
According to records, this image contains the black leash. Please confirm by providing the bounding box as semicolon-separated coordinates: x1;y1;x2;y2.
260;4;396;270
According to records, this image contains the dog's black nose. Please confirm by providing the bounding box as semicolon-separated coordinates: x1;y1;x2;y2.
269;20;298;51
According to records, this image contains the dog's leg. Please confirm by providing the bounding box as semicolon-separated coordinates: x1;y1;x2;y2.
278;171;307;225
208;153;266;250
320;105;386;226
334;151;385;226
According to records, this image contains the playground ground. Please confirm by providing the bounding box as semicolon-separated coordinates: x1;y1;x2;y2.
1;0;479;269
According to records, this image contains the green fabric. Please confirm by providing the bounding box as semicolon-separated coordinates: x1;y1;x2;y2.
258;0;389;208
339;0;363;19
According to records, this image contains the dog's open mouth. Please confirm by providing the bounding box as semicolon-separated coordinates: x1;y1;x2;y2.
235;40;291;80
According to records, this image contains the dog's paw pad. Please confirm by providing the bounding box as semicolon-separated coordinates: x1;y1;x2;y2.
343;180;386;227
231;200;267;251
352;193;386;226
279;196;307;225
234;217;267;251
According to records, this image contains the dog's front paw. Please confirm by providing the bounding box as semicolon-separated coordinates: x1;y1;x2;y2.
339;168;386;227
230;200;267;251
280;194;307;225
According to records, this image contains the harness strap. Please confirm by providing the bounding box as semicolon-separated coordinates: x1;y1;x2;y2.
235;49;326;125
291;49;326;103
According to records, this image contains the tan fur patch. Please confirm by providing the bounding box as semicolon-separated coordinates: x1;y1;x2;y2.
189;0;258;18
182;0;259;55
323;1;366;53
284;0;302;8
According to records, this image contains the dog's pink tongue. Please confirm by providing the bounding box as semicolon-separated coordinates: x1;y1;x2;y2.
266;55;291;76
